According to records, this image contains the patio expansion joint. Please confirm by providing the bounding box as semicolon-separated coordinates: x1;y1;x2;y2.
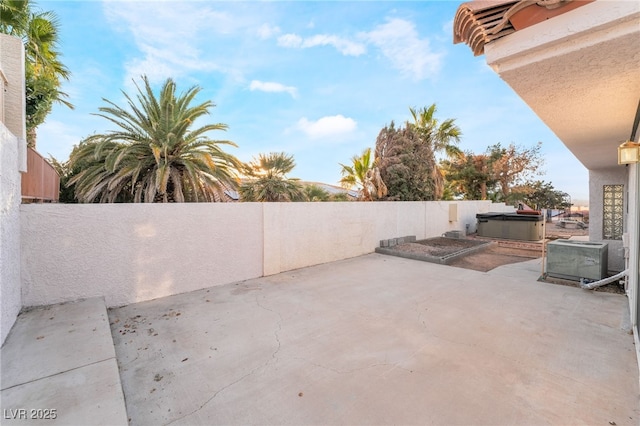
0;356;115;392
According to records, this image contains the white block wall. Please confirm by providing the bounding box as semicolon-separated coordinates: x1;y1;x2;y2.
21;203;264;308
20;200;512;309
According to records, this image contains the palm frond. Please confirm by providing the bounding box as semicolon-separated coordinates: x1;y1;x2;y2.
69;75;241;202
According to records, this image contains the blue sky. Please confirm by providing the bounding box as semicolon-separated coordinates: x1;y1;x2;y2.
37;0;589;203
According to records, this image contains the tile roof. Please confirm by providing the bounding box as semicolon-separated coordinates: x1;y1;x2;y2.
453;0;593;56
454;0;518;56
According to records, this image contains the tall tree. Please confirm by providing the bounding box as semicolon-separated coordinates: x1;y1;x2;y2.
68;76;241;203
409;104;462;199
512;180;570;211
1;1;29;32
487;142;544;202
63;139;137;203
375;122;438;201
1;0;73;147
441;152;495;200
339;147;387;201
239;152;304;202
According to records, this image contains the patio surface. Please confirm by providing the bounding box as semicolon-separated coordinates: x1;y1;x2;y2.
110;254;638;425
1;298;128;425
2;253;639;425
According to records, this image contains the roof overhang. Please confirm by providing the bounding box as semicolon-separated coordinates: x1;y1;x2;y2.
483;1;640;170
454;0;594;56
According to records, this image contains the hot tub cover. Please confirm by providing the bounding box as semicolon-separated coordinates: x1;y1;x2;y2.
476;212;543;222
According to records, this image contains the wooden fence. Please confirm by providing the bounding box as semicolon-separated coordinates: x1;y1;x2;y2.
21;147;59;202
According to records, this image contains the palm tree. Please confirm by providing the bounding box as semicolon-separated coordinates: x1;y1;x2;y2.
339;147;387;201
329;192;352;202
1;0;73;147
239;152;304;202
68;76;241;203
1;1;29;32
303;184;330;202
409;104;461;200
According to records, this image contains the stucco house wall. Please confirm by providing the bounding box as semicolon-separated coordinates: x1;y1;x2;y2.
589;167;628;272
1;124;22;345
454;0;640;365
0;34;27;346
0;35;26;144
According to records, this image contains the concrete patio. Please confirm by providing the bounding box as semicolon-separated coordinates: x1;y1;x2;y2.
2;254;639;425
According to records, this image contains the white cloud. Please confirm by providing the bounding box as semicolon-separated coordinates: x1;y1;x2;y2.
362;18;443;80
302;35;366;56
249;80;298;98
277;33;303;48
257;23;281;39
275;18;439;71
103;2;234;84
297;115;357;139
277;33;365;56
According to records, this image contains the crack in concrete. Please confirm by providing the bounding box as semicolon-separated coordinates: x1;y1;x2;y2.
164;295;284;425
415;302;429;331
254;294;283;362
164;362;266;425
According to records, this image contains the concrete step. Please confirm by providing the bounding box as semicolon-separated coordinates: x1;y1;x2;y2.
0;298;128;425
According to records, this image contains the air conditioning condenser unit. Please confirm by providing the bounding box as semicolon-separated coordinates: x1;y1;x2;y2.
546;240;608;281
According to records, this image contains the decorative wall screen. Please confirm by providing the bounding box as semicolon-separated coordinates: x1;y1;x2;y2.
603;184;624;240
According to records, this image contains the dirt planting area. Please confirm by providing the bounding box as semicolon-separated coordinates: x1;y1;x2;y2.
383;222;590;274
448;245;540;272
386;225;624;293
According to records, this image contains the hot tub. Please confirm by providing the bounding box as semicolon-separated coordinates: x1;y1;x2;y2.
476;212;544;241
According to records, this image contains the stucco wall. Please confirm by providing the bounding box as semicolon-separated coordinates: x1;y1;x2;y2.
589;167;628;272
0;34;26;143
263;200;511;275
1;34;26;346
21;204;265;307
263;202;426;275
21;201;511;308
1;124;22;345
